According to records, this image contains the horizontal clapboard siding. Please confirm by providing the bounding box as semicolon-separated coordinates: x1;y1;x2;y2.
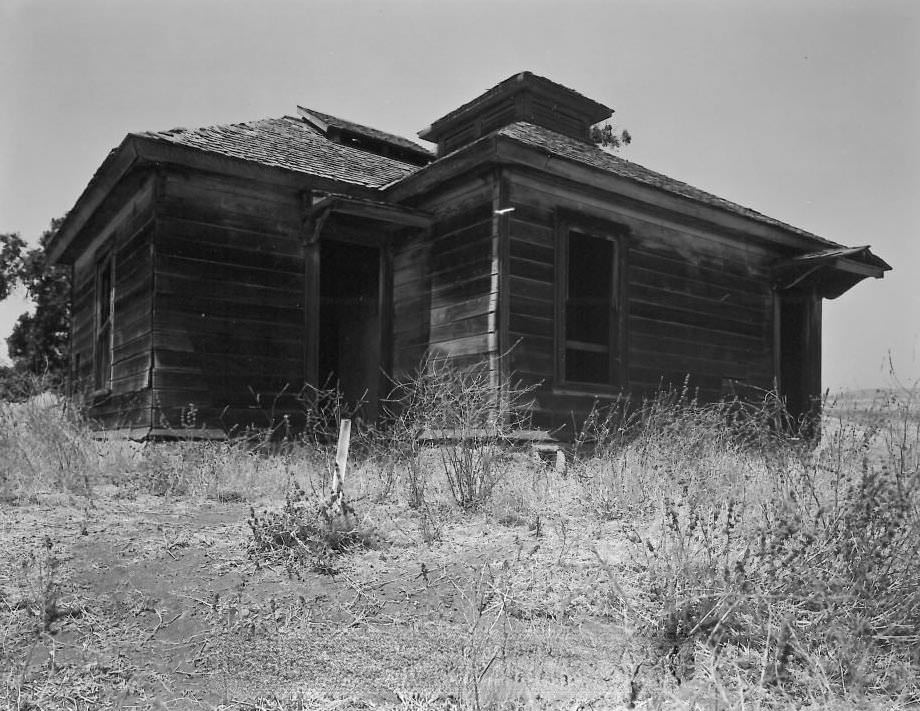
504;169;776;433
71;175;157;431
152;169;305;431
505;204;556;394
392;232;429;375
88;390;153;432
408;175;497;368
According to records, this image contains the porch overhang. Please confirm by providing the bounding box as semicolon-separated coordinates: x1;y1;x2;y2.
308;193;432;243
772;246;891;299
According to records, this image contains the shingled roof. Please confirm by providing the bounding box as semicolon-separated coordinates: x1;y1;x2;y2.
497;121;843;248
135;115;420;188
130;111;846;247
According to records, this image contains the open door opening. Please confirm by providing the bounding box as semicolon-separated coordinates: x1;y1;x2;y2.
780;297;807;420
777;291;822;436
319;240;382;422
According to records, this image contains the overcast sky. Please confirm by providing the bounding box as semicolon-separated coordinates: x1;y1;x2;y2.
1;0;918;391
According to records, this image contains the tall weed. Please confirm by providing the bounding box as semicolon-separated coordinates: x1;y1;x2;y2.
590;385;920;701
0;393;94;501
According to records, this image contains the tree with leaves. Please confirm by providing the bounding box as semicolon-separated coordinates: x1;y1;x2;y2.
0;218;70;383
591;122;632;152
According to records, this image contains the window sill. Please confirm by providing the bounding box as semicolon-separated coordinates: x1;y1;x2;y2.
552;385;629;400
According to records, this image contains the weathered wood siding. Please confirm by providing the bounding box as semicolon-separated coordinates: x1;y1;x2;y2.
392;232;430;377
152;169;305;432
407;173;498;371
504;169;776;432
72;174;156;432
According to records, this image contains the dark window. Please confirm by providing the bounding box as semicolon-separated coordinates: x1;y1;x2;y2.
94;256;113;390
559;225;623;387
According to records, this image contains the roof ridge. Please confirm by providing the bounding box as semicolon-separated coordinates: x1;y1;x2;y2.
132;115;285;139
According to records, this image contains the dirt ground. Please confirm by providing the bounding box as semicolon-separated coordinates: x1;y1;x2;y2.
4;393;917;710
0;480;682;710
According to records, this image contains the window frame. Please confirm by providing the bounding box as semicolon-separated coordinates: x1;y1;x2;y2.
554;212;628;391
93;251;115;392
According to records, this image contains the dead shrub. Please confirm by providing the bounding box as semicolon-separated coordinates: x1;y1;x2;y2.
385;352;537;510
247;479;377;576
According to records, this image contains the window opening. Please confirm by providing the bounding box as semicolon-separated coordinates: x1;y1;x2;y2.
560;226;622;387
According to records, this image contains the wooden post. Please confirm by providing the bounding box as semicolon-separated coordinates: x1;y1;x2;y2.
331;418;351;498
555;448;566;475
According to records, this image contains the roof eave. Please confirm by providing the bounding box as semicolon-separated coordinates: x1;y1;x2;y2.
47;137;140;265
129;134;349;189
491;134;861;254
772;246;891;298
50;133;399;264
310;194;433;232
822;256;890;299
388;131;890;272
833;257;888;279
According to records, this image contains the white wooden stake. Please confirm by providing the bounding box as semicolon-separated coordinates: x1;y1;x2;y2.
555;448;566;475
331;418;351;498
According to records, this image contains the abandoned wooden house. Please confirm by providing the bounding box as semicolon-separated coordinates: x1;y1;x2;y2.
47;71;890;438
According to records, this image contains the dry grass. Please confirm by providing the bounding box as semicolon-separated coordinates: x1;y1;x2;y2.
574;386;920;708
0;374;917;710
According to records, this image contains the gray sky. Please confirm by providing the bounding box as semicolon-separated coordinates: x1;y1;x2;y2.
2;0;918;390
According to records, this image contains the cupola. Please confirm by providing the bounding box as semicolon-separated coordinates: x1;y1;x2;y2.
418;71;613;157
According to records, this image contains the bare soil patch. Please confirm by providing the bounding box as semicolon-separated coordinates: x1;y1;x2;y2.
1;482;653;710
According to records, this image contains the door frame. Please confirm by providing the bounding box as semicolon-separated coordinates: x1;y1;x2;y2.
304;231;393;416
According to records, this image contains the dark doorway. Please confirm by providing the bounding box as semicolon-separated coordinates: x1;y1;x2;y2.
778;292;821;432
319;240;382;421
780;296;806;420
